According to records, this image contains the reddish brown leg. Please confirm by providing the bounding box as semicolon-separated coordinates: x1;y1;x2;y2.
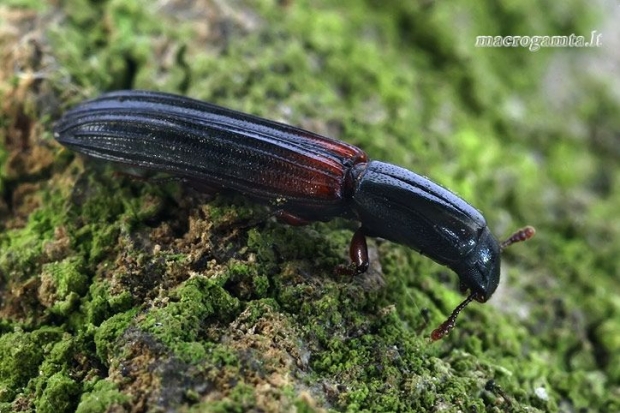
274;210;313;226
349;227;369;274
275;213;370;276
335;227;369;276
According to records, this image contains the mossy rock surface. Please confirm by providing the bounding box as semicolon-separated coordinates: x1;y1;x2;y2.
1;1;619;412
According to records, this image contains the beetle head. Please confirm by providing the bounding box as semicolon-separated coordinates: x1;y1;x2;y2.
453;226;501;302
432;226;536;341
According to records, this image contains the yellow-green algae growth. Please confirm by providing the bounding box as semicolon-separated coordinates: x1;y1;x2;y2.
1;1;619;412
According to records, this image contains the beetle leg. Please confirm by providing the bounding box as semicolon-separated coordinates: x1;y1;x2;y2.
349;227;369;274
334;227;370;276
274;210;313;226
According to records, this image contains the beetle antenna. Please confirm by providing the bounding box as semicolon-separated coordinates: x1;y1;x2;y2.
500;226;536;251
431;292;477;341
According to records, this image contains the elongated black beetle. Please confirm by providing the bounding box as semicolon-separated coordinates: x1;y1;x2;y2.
53;90;535;339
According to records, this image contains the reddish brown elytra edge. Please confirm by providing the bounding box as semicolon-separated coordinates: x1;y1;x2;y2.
430;226;536;341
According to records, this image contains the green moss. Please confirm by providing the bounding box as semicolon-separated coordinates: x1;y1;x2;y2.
0;332;44;401
85;281;133;327
35;372;81;413
0;328;64;401
76;380;130;413
39;256;88;315
93;309;138;363
0;194;65;280
136;276;241;362
597;317;620;383
0;0;47;10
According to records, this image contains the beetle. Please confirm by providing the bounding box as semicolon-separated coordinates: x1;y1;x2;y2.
53;90;535;339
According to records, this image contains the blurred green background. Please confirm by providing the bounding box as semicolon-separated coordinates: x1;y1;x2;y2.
0;0;619;412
